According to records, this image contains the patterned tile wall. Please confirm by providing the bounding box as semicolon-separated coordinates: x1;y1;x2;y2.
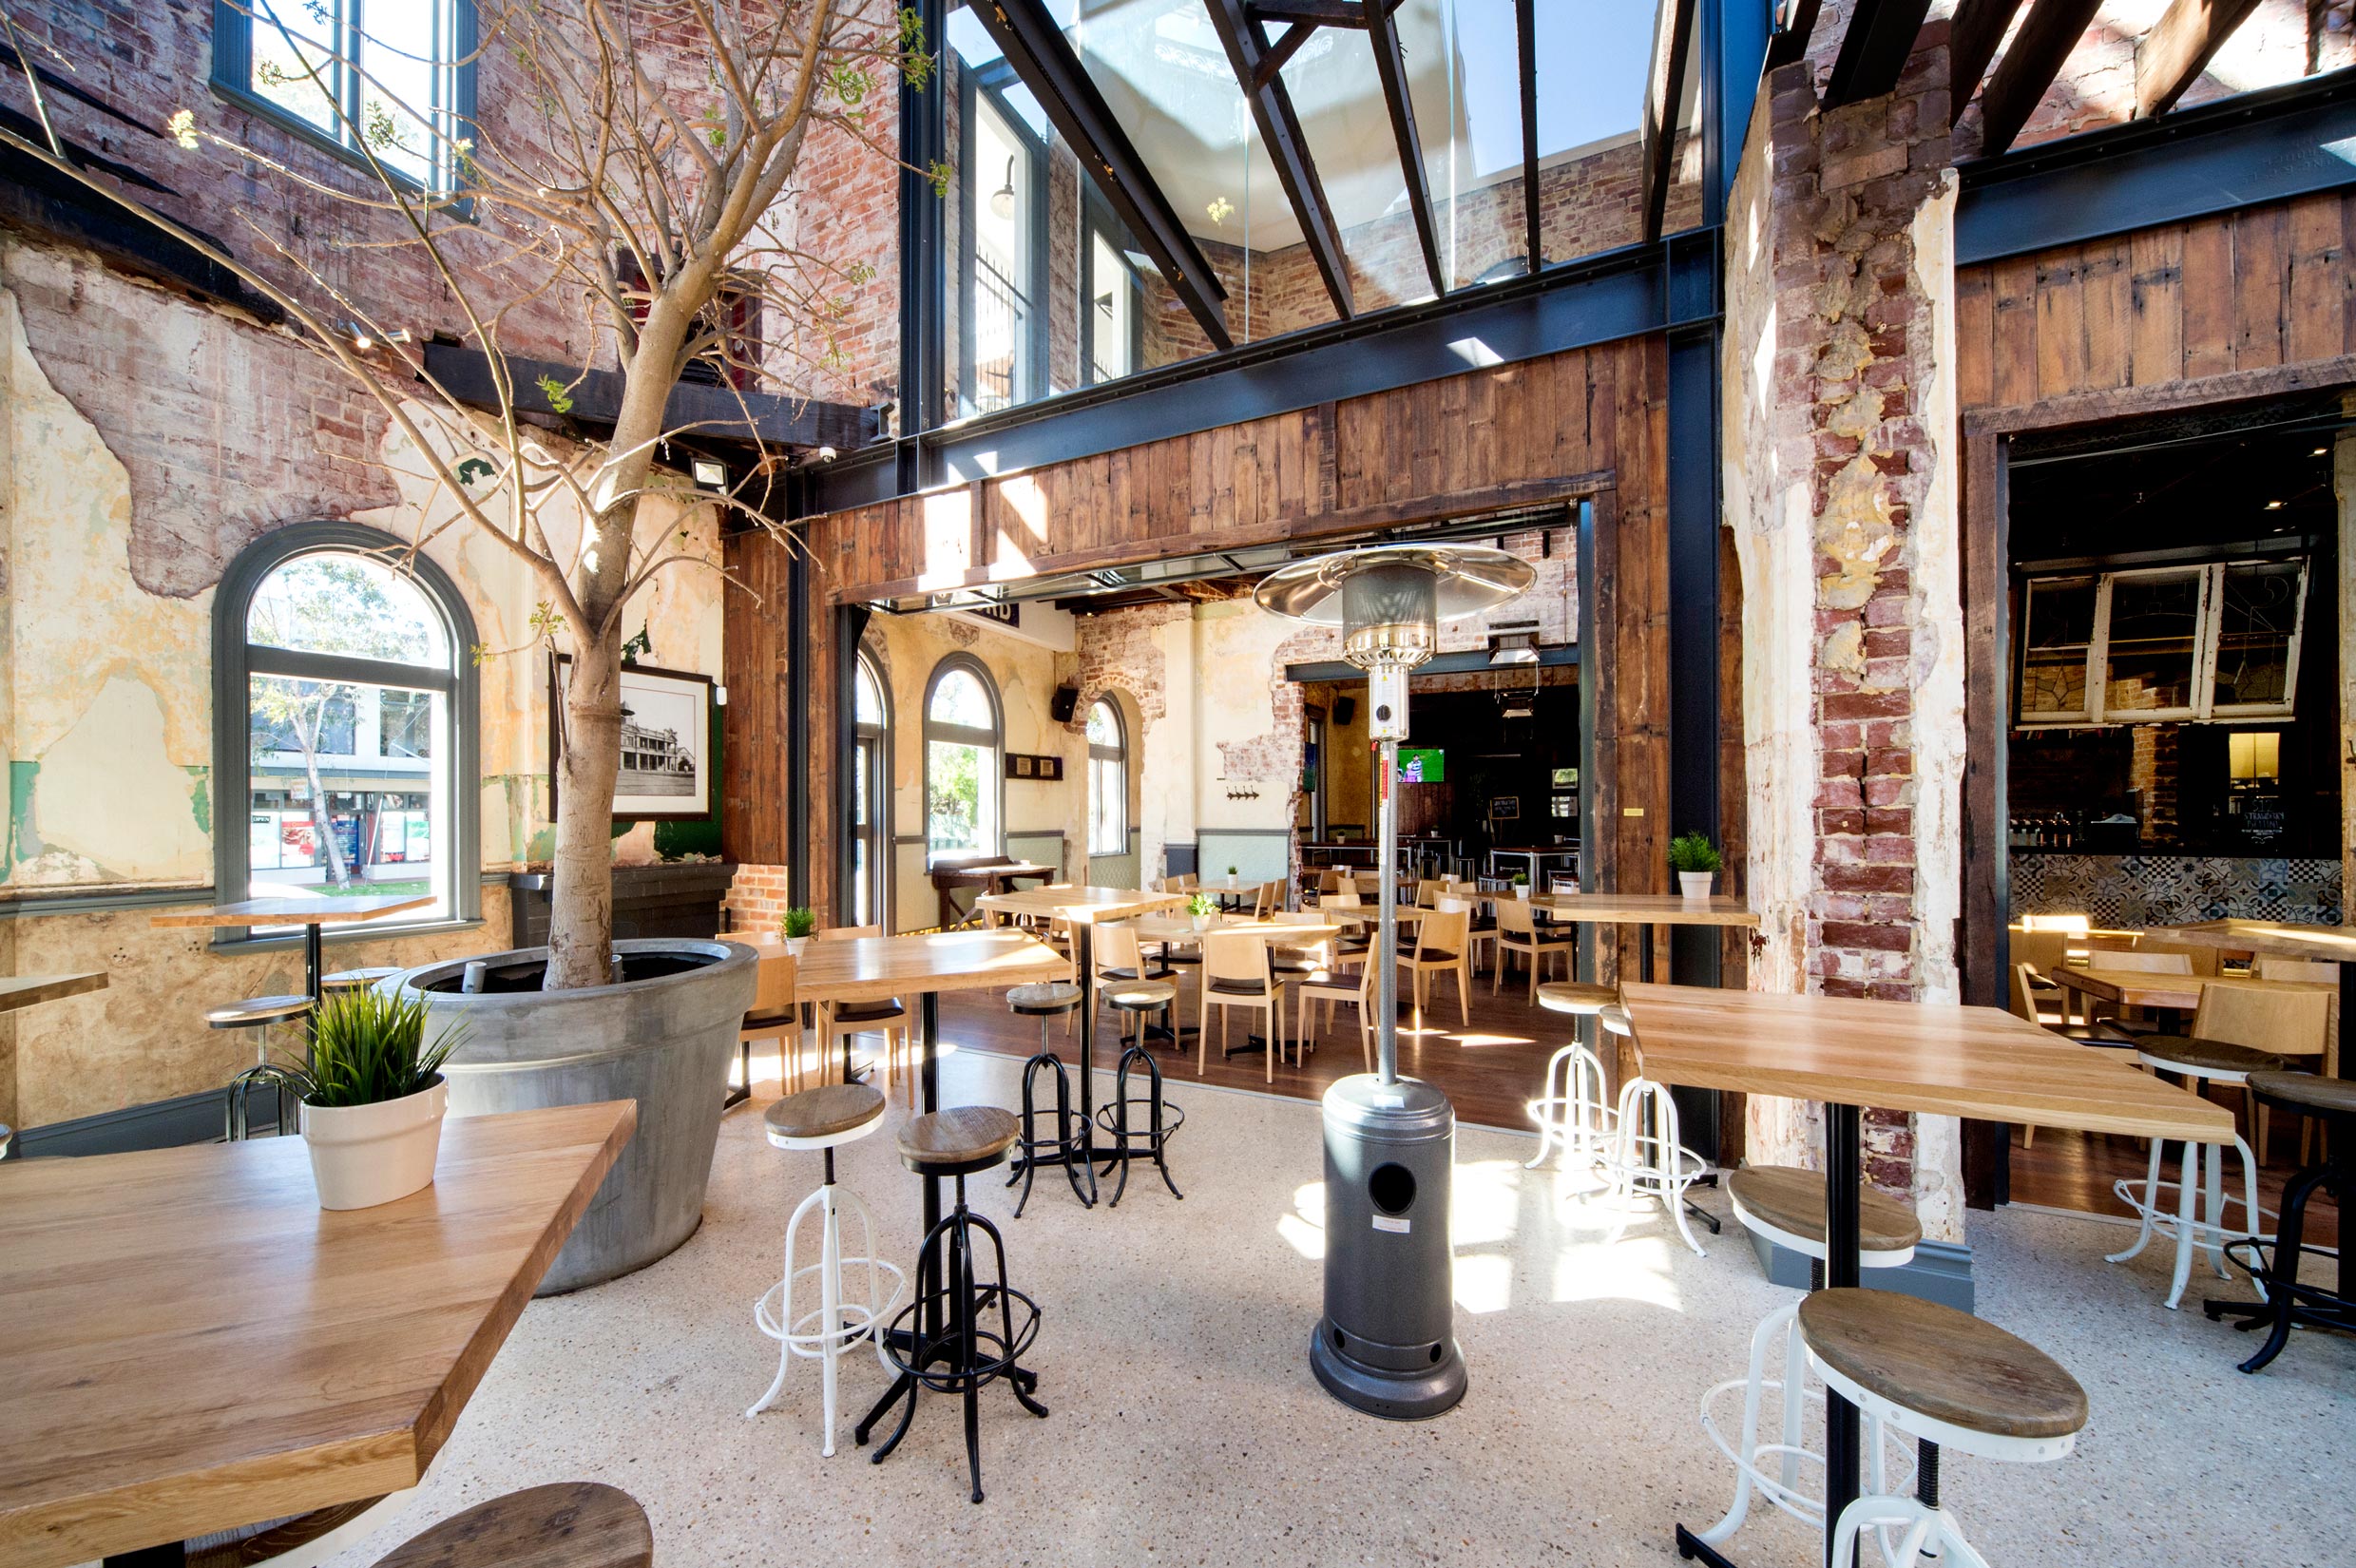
2010;854;2343;928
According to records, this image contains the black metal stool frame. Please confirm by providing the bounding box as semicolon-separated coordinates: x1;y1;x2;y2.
1008;1051;1097;1214
2203;1085;2356;1372
1093;1043;1184;1207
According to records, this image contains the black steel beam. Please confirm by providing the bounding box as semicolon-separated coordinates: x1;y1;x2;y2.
420;342;879;450
967;0;1233;351
1764;0;1823;70
1249;0;1370;26
1822;0;1934;109
1365;0;1446;297
1975;0;2102;155
1640;0;1699;243
1254;21;1317;90
1206;0;1355;317
1955;69;2356;263
1948;0;2026;123
1516;0;1542;270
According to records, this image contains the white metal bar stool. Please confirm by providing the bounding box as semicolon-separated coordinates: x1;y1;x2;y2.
2109;1034;2281;1309
1801;1289;2088;1567
1694;1166;1924;1554
748;1082;906;1456
1525;982;1617;1173
1591;1005;1712;1254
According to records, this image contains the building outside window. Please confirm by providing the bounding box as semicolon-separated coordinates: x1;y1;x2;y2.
1086;697;1125;855
213;0;477;192
925;656;1002;861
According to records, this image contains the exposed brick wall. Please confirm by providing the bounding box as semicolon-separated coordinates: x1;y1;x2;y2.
1066;601;1188;733
722;862;795;935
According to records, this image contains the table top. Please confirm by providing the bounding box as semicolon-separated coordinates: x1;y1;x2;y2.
2142;920;2356;964
2051;967;2339;1011
149;893;437;928
929;860;1055;885
1621;984;2234;1142
1195;878;1280;896
0;973;106;1014
0;1101;634;1568
1526;891;1761;927
789;930;1070;1005
975;886;1184;924
1130;914;1344;941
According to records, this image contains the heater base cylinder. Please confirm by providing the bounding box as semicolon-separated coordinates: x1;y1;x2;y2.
1309;1320;1466;1421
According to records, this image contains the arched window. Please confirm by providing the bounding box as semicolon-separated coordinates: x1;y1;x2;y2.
850;652;891;927
1086;697;1126;857
216;523;478;935
923;655;1002;863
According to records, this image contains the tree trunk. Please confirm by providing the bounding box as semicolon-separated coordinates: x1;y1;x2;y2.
546;628;626;989
297;707;351;887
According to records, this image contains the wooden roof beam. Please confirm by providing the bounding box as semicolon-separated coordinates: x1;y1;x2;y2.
1976;0;2103;156
1365;0;1447;297
1206;0;1357;317
1949;0;2029;124
1516;0;1541;271
1822;0;1936;108
2136;0;2264;118
1639;0;1698;244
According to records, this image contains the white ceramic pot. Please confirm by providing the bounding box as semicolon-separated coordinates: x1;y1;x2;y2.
1679;871;1716;900
1514;884;1530;899
301;1077;448;1211
783;936;809;958
1192;914;1214;933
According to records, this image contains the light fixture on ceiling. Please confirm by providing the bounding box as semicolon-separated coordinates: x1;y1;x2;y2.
2266;500;2285;510
989;157;1016;220
1487;621;1541;666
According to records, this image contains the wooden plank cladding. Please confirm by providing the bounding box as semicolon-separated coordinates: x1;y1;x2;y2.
719;526;795;877
804;340;1640;606
1957;186;2356;429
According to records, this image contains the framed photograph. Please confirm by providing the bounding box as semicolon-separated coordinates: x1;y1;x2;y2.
1041;755;1063;781
549;656;715;821
1014;755;1035;777
1552;794;1575;817
1489;796;1520;820
1551;767;1577;787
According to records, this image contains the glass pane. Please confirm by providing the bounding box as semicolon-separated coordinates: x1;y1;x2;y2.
249;675;445;921
251;0;342;134
356;0;440;185
2018;577;2095;717
2104;571;2204;715
2212;562;2303;708
928;739;992;854
929;667;993;729
1086;698;1117;749
249;552;450;666
855;658;884;726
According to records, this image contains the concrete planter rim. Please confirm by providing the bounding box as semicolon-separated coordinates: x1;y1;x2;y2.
387;939;757;1070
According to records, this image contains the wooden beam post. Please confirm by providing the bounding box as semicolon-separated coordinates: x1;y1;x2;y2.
1640;0;1700;244
1365;0;1448;297
2135;0;2264;118
1823;0;1936;109
1975;0;2103;156
1948;0;2027;124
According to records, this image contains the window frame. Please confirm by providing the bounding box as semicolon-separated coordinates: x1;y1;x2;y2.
2014;557;2308;729
1081;204;1145;389
921;652;1004;865
955;60;1050;416
213;522;482;945
851;649;892;929
1085;696;1126;858
211;0;479;196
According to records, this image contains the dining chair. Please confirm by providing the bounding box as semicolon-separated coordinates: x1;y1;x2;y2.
1496;895;1574;1003
737;946;803;1101
2171;981;2331;1162
1252;880;1281;919
2008;963;2139;1147
1399;906;1472;1026
1433;894;1494;977
1092;919;1162;1035
2136;940;2220;978
2081;947;2194;1038
2257;957;2335;984
2007;923;2074;1008
814;925;912;1093
1198;929;1287;1081
1295;954;1376;1071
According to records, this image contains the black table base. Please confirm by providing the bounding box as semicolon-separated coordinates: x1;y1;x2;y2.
2202;1108;2354;1372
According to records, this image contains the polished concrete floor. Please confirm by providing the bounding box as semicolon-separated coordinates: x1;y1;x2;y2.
316;1049;2353;1568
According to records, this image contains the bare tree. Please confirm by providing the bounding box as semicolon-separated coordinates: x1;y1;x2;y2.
0;0;929;986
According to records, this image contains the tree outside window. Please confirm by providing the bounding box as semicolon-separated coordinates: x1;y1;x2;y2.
1087;698;1125;856
925;660;1001;862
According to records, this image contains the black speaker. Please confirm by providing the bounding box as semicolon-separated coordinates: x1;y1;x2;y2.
1334;696;1357;726
1051;684;1081;723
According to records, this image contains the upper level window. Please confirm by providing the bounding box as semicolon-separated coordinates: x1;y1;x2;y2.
924;657;1002;862
1086;698;1126;855
214;0;476;192
218;525;479;936
2016;559;2308;728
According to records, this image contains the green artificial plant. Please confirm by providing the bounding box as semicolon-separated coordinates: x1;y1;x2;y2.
279;987;464;1109
780;907;818;940
1668;832;1724;875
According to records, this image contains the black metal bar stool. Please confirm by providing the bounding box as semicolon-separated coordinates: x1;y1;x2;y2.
1094;1042;1184;1207
1006;981;1094;1214
1103;977;1177;1054
211;993;314;1139
857;1106;1046;1503
2206;1068;2356;1371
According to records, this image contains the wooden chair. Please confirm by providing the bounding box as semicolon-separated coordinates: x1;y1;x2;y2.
1091;919;1160;1035
1162;872;1197;894
2169;981;2331;1161
2082;947;2193;1037
1252;880;1280;918
2136;940;2220;978
2258;957;2335;984
2007;925;2075;1017
737;946;804;1100
1436;893;1495;976
1496;896;1573;1003
814;925;913;1093
1296;953;1375;1071
1198;928;1288;1080
2008;963;2138;1147
1399;906;1472;1026
369;1482;652;1568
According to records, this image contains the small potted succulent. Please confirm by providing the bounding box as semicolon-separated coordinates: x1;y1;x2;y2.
1225;864;1240;887
1670;832;1724;900
779;906;817;958
1511;871;1530;898
1188;891;1219;933
284;987;464;1211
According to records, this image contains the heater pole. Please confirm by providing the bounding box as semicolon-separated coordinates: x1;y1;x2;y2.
1375;735;1400;1085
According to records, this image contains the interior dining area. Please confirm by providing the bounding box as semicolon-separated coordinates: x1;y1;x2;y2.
3;4;2353;1568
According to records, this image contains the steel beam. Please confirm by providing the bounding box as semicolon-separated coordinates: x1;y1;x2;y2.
1206;0;1355;317
1822;0;1934;109
1517;0;1542;270
1640;0;1698;244
1364;0;1446;297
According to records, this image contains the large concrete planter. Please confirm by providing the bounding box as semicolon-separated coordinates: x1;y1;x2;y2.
392;938;758;1293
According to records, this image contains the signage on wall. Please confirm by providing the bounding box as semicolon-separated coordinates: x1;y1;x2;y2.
969;600;1020;628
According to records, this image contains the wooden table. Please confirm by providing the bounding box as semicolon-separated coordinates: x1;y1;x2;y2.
1621;983;2231;1568
0;973;106;1014
2146;920;2356;1078
0;1101;634;1568
929;859;1056;929
2050;966;2338;1049
1194;877;1278;911
151;894;436;1006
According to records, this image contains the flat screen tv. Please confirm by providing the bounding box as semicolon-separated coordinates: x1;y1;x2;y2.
1398;748;1444;783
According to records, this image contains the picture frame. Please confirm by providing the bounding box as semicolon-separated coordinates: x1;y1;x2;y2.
1552;794;1575;817
1489;796;1520;820
548;655;715;822
1552;767;1577;787
1014;755;1035;777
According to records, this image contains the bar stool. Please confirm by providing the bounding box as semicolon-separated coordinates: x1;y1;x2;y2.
1799;1289;2087;1566
320;966;400;995
748;1082;905;1456
211;993;314;1140
1693;1166;1924;1554
858;1106;1047;1502
2110;1033;2281;1309
2206;1069;2356;1372
1104;976;1178;1053
1007;981;1093;1215
1526;981;1617;1173
1095;1042;1184;1207
1591;1004;1713;1253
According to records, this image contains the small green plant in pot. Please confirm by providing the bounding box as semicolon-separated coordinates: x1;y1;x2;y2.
1511;870;1530;897
1669;832;1724;900
1187;890;1219;932
281;987;465;1211
779;906;817;957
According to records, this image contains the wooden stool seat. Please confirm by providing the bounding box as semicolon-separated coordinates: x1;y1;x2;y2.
2247;1067;2356;1118
1536;981;1617;1017
1797;1290;2088;1443
368;1482;652;1568
898;1105;1020;1175
2137;1035;2289;1078
1006;982;1082;1016
1727;1164;1924;1254
1105;979;1177;1010
765;1082;887;1142
206;994;313;1028
321;966;402;993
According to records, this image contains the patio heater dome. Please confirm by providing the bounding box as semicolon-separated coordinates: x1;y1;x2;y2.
1255;543;1534;1422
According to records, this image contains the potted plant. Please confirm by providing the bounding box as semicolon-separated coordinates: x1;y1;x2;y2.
779;907;817;958
1670;832;1724;899
1511;871;1531;898
1226;865;1240;887
1188;891;1219;933
282;988;464;1211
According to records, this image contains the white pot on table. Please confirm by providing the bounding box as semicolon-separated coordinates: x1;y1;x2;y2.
301;1078;448;1211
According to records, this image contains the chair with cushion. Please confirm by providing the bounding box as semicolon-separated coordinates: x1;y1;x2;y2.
1496;896;1573;1003
734;945;803;1106
2257;956;2335;985
367;1482;653;1568
814;925;909;1090
1399;906;1472;1027
1295;955;1376;1071
1197;928;1287;1081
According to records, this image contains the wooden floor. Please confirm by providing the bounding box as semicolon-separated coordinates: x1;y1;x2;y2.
2008;1121;2340;1248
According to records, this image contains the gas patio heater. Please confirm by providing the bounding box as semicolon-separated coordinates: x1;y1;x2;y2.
1255;544;1535;1419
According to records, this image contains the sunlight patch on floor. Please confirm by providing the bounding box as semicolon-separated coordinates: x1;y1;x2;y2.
1279;1179;1328;1260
